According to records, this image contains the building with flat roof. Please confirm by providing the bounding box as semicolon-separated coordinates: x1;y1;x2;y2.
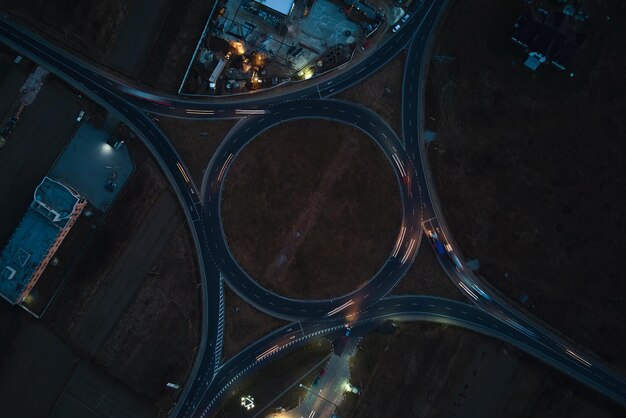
252;0;295;16
0;177;86;305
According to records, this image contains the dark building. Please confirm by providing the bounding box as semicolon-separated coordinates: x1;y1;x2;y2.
511;7;582;71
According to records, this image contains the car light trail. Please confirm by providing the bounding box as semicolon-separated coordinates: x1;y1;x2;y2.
185;109;214;115
458;281;478;300
504;318;536;338
176;162;191;183
392;226;407;257
391;153;406;177
566;349;592;367
217;153;234;181
326;299;354;317
400;238;416;264
235;109;266;115
255;344;279;361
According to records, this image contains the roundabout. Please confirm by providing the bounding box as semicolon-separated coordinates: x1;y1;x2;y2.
2;1;626;415
201;99;424;320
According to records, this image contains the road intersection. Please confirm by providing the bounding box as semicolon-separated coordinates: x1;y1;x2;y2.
0;0;624;416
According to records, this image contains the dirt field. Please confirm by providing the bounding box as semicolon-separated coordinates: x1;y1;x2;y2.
340;323;623;417
0;0;216;92
337;52;405;135
221;119;402;299
0;321;155;418
425;0;626;368
96;222;200;414
109;0;169;78
392;242;463;300
140;0;216;91
43;137;200;414
222;286;286;361
158;117;234;183
0;0;131;64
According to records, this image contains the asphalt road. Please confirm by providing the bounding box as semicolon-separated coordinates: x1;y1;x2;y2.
1;0;625;416
190;295;626;416
200;99;423;321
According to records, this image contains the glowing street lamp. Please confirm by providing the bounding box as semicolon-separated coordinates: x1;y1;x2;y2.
241;395;255;410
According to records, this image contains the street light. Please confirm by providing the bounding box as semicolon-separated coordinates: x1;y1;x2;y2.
241;395;255;410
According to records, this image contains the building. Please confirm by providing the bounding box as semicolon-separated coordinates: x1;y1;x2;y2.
511;8;581;71
0;177;86;305
252;0;295;16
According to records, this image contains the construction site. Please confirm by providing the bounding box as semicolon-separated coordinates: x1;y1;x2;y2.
180;0;408;95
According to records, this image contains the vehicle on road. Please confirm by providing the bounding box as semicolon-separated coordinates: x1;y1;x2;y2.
392;24;401;33
402;14;410;23
427;229;447;255
450;253;463;271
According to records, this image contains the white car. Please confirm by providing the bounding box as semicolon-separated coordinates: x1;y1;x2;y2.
402;14;410;23
392;24;401;33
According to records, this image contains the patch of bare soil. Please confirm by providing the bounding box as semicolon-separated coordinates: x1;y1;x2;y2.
43;137;200;414
95;222;200;415
222;286;286;361
45;140;164;337
425;0;626;367
221;119;402;299
140;0;216;91
0;0;130;64
341;324;623;417
337;51;405;134
157;117;234;183
392;242;464;300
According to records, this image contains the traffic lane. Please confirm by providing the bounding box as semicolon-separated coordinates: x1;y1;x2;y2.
316;0;441;97
200;100;423;320
0;0;436;119
1;14;227;418
0;21;201;207
147;0;440;114
401;19;626;399
0;20;224;416
193;293;626;417
191;324;312;417
399;13;626;407
327;295;626;407
420;225;626;404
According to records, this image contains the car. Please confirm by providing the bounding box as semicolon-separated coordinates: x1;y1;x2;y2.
76;110;86;122
402;14;410;23
392;24;401;33
312;376;321;387
319;368;327;377
345;324;352;336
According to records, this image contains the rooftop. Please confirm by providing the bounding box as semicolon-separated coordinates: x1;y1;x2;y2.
253;0;295;16
49;122;134;212
512;8;581;70
0;177;83;304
